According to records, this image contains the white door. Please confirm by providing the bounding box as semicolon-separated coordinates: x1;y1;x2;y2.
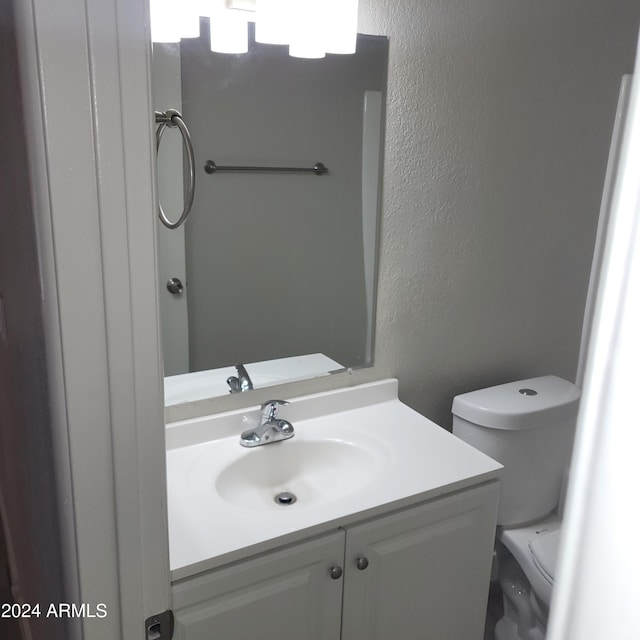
547;40;640;640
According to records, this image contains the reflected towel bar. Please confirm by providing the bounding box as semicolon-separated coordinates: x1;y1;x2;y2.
155;109;196;229
204;160;328;176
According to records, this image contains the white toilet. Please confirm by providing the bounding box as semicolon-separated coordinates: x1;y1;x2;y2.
451;375;580;640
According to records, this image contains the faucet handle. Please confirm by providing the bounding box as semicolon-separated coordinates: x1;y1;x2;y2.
261;399;289;422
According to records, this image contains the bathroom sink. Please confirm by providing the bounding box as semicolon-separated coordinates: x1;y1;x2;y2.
215;438;389;509
165;379;504;576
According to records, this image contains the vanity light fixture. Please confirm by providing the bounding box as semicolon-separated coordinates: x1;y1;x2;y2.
150;0;359;59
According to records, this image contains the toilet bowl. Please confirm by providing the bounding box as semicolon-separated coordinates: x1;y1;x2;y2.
494;515;561;640
452;376;580;640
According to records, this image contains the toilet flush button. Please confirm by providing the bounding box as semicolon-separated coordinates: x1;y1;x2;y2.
519;388;538;396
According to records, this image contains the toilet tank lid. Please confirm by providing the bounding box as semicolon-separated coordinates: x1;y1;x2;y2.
452;375;580;430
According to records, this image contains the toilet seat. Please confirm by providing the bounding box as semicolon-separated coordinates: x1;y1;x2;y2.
529;528;560;585
499;514;562;608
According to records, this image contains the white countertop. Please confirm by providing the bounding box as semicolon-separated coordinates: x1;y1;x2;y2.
165;379;502;580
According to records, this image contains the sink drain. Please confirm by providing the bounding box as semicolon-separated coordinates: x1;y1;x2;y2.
274;491;297;506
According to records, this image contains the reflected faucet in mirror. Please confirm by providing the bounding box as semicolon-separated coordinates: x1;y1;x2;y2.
227;364;254;394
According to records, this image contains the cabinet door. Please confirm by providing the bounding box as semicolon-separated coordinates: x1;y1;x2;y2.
172;531;345;640
342;482;499;640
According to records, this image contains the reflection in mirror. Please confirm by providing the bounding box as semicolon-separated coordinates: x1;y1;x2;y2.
153;24;388;404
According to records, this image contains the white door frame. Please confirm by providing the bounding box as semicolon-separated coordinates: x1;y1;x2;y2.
13;0;171;637
548;40;640;640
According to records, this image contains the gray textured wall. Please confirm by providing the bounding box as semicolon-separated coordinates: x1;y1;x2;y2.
167;0;640;427
359;0;640;427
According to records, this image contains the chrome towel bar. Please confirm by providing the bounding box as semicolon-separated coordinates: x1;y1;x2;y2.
203;160;328;176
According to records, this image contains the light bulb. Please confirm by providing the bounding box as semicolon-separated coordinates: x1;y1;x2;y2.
324;0;358;54
179;0;202;39
255;0;292;46
288;0;325;59
210;8;249;54
150;0;180;42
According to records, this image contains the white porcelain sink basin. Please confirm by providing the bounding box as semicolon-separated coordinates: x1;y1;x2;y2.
215;438;389;509
165;379;503;578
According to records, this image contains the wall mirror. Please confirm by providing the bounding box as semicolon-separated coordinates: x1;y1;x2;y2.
152;21;389;405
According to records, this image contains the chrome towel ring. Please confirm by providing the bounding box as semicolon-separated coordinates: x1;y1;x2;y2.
155;109;196;229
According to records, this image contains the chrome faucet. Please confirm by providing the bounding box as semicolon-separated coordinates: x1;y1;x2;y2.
240;400;294;447
227;364;254;394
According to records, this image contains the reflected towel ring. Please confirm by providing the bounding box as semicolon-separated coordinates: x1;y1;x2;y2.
155;109;196;229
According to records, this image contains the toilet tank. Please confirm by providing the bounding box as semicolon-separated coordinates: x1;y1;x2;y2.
452;376;580;526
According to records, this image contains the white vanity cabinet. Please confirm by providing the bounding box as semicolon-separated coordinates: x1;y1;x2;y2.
171;482;499;640
341;482;498;640
171;531;345;640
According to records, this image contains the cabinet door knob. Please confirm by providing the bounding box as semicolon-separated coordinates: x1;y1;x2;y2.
329;566;343;580
356;557;369;570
